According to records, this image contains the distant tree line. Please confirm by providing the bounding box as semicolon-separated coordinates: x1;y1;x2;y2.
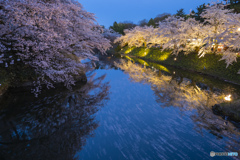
109;21;137;35
109;1;240;34
109;14;171;35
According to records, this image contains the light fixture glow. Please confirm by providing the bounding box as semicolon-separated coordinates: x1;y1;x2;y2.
224;95;231;101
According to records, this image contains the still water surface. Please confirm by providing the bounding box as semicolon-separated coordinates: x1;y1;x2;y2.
0;57;240;160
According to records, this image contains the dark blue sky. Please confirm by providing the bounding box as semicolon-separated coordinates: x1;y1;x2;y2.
80;0;211;28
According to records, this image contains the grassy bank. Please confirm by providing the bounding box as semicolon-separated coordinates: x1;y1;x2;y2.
118;46;240;85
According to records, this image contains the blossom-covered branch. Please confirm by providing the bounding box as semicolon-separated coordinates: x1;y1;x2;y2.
0;0;111;94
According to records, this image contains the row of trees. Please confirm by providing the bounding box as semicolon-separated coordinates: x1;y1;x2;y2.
109;2;223;34
109;21;137;35
115;2;240;74
110;1;240;35
0;0;111;94
138;13;171;28
109;14;171;35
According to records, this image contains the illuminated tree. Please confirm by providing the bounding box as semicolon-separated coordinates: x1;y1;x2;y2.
159;16;185;55
0;0;111;93
197;3;240;71
160;16;207;55
115;2;240;74
114;26;148;47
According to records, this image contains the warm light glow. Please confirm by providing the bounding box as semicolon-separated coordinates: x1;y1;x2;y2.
173;71;175;74
224;95;231;101
135;58;149;66
125;55;134;62
218;45;224;49
158;52;171;61
174;58;177;61
217;44;224;52
139;49;150;57
125;48;134;54
153;64;170;73
238;28;240;32
195;85;201;92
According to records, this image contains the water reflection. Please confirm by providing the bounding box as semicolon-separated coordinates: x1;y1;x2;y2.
115;59;240;157
115;60;227;109
0;73;110;160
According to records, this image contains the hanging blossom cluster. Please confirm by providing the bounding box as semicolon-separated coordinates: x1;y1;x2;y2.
0;0;111;93
115;2;240;74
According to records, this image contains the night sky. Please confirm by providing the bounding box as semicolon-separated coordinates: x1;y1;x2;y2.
80;0;211;28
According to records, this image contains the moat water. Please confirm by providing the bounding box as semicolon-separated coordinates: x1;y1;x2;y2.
0;56;239;160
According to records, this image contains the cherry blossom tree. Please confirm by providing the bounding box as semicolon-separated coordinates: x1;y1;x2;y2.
0;0;111;93
197;2;240;72
115;2;240;74
198;3;235;56
158;16;185;55
114;26;148;48
158;16;209;55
